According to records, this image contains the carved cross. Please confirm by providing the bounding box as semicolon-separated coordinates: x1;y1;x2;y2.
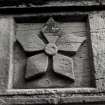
16;17;86;81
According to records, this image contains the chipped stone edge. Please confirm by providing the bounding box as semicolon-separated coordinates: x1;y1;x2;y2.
0;88;104;105
1;93;105;104
0;0;100;7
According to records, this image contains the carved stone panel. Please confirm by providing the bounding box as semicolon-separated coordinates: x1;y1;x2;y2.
0;11;105;105
13;17;94;89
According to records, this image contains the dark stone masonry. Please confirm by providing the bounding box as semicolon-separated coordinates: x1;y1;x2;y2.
0;0;105;105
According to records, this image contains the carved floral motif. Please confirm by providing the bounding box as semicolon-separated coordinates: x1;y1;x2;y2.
16;17;86;81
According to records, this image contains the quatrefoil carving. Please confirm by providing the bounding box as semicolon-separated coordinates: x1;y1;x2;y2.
16;17;86;81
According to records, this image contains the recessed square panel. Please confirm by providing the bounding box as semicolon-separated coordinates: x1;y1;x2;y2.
12;16;95;89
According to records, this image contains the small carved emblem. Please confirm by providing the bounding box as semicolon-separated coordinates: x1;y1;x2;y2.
16;17;86;81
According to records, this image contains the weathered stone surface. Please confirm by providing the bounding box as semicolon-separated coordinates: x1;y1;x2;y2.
41;17;63;43
53;54;74;80
56;34;86;52
89;12;105;90
25;53;48;80
16;32;45;52
0;17;14;90
2;94;105;105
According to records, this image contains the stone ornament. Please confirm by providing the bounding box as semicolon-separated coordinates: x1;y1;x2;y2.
16;17;86;81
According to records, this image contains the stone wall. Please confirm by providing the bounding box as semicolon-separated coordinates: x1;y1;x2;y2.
0;0;105;105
